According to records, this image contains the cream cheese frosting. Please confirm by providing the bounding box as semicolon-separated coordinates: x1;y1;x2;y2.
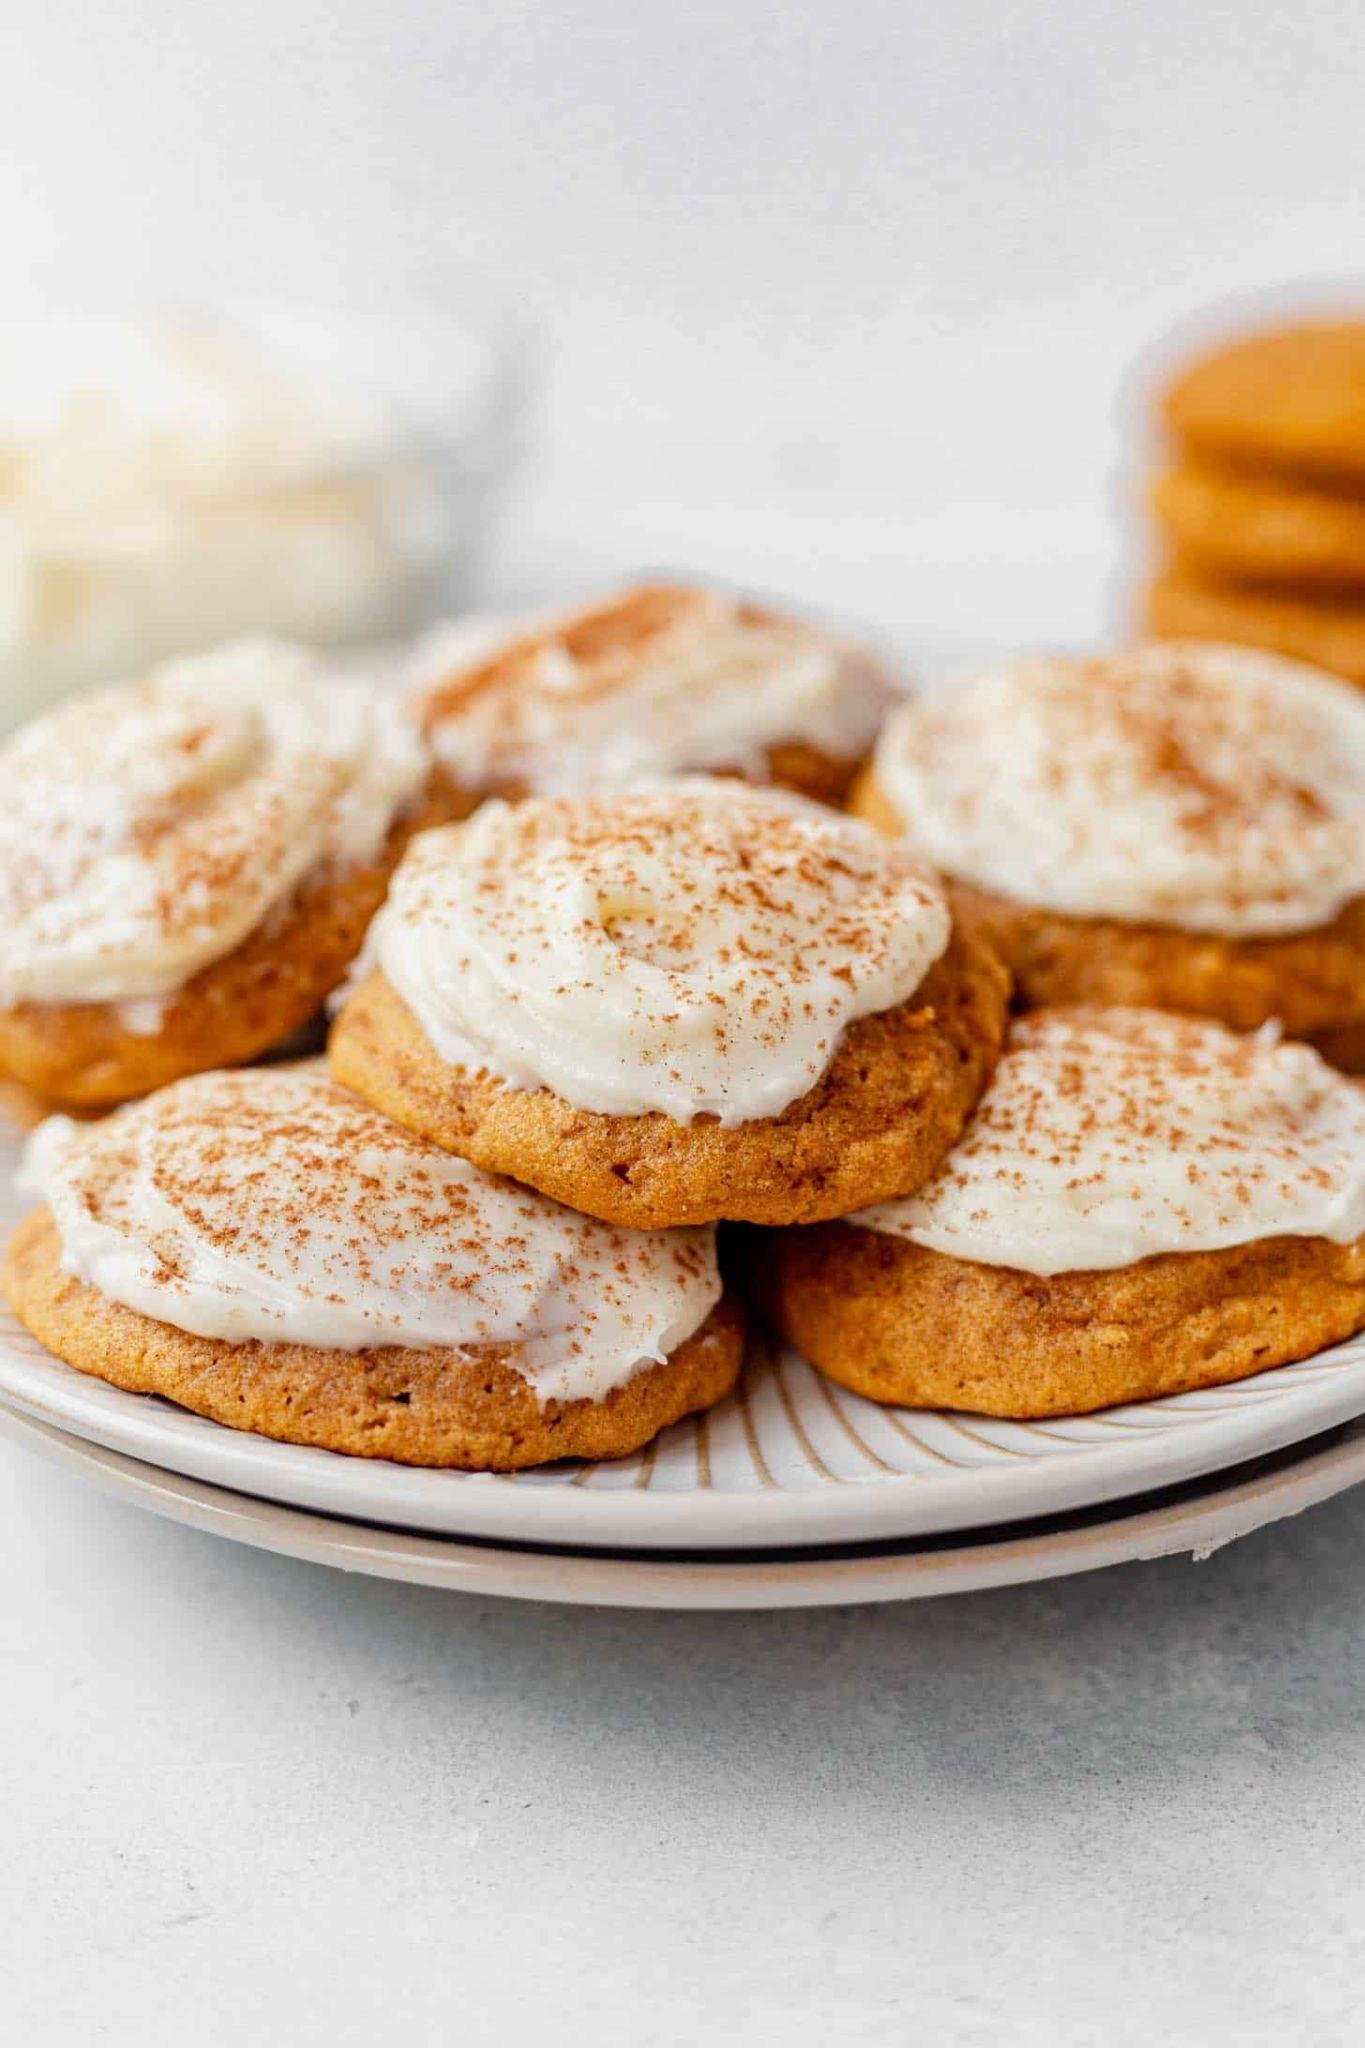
853;1008;1365;1275
873;642;1365;937
372;776;951;1123
0;637;428;1013
22;1064;721;1405
412;583;893;794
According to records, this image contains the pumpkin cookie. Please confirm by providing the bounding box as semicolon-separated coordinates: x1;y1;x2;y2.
3;1064;742;1471
1162;318;1365;490
330;778;1009;1227
856;643;1365;1056
408;581;896;808
754;1008;1365;1416
0;637;449;1109
1142;567;1365;688
1150;463;1365;593
0;1078;74;1132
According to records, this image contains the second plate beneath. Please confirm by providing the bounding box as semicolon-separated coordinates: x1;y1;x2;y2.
6;1302;1365;1549
6;1123;1365;1551
5;1400;1364;1609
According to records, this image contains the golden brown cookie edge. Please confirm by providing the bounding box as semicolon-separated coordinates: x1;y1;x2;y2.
328;924;1010;1229
0;773;462;1110
1142;567;1365;687
1;1206;745;1471
853;768;1365;1048
752;1219;1365;1418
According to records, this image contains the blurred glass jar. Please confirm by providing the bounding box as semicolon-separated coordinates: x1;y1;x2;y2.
0;304;530;729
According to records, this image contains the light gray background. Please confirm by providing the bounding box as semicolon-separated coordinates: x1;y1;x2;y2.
5;4;1365;2040
6;0;1365;648
5;1453;1365;2045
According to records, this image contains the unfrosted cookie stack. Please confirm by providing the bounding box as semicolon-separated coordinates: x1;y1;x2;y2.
1143;318;1365;684
7;594;1365;1459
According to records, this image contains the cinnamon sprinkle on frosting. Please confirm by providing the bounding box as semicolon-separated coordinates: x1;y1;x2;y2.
854;1007;1365;1274
371;776;951;1123
0;638;428;1015
410;583;892;793
874;642;1365;937
22;1063;721;1404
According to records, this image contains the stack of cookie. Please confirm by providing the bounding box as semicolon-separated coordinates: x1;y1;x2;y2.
6;596;1365;1469
1144;318;1365;685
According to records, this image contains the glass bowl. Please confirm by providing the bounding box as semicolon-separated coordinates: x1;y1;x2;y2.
0;300;533;729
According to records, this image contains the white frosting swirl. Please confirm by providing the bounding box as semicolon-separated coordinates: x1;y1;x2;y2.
373;777;950;1124
413;584;892;794
853;1009;1365;1275
0;638;428;1012
22;1064;721;1405
874;643;1365;937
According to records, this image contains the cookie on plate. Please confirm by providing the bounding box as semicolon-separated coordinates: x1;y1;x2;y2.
1143;567;1365;688
1161;318;1365;490
2;1063;742;1470
753;1007;1365;1416
854;642;1365;1061
408;581;895;809
1149;463;1365;593
0;638;450;1110
330;777;1009;1228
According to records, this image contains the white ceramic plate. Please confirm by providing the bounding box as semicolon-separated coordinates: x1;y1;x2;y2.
7;1121;1365;1549
3;1398;1363;1609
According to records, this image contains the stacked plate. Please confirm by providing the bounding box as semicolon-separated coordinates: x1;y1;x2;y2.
4;1118;1365;1609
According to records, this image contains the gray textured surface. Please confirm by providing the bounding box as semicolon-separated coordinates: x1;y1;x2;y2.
3;1437;1363;2045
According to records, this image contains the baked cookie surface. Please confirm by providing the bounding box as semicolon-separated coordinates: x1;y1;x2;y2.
1162;319;1365;488
857;757;1365;1051
1150;462;1365;592
943;878;1365;1048
754;1221;1365;1417
1143;568;1365;687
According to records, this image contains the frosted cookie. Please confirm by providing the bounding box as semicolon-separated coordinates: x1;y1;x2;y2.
1162;319;1365;490
2;1064;742;1470
330;778;1009;1227
0;638;447;1108
409;582;894;808
855;643;1365;1058
1143;567;1365;688
755;1008;1365;1416
1149;463;1365;592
